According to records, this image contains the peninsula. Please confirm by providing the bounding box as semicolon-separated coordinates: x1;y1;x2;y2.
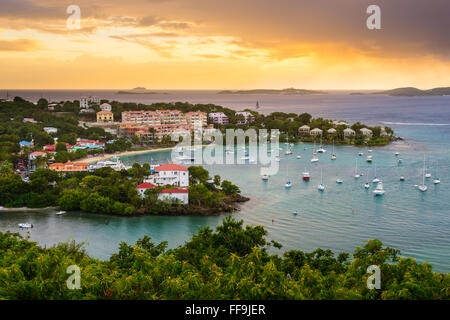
375;86;450;96
217;88;327;95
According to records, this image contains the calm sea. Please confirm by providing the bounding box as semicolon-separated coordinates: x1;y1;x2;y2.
0;90;449;272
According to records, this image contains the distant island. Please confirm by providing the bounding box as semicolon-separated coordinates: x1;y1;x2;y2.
116;87;168;95
217;88;327;95
374;86;450;96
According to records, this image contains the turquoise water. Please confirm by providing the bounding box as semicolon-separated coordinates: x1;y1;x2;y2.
0;92;449;272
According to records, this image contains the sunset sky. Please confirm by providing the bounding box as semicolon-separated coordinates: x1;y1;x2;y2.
1;0;450;90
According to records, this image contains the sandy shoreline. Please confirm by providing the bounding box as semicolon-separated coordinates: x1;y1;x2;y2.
0;206;59;212
80;146;176;164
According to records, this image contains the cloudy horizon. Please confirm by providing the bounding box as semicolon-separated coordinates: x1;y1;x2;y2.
1;0;450;90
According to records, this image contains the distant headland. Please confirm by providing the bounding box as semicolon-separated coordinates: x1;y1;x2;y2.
374;86;450;96
116;87;168;95
217;88;327;95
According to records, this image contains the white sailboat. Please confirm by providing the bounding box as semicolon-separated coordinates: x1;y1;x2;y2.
318;168;325;191
418;155;428;192
285;164;292;188
262;174;269;181
373;181;385;196
331;140;336;160
353;159;360;178
317;135;326;153
433;161;441;184
372;166;380;183
364;170;370;189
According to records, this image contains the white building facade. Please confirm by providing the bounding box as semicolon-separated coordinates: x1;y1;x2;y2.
144;164;189;187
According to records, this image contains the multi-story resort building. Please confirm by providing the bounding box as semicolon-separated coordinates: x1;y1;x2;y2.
97;110;114;123
80;96;89;109
121;111;162;125
156;110;187;124
49;161;89;172
208;112;229;125
185;111;208;127
235;111;255;124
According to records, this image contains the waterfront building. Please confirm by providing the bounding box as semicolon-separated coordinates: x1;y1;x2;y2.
136;182;157;198
158;189;189;204
298;125;310;136
144;163;189;187
235;111;255;125
186;111;207;127
49;161;89;172
360;128;373;139
310;128;323;137
100;103;112;111
97;110;114;123
208;112;229;125
74;140;105;150
327;128;337;135
344;128;356;138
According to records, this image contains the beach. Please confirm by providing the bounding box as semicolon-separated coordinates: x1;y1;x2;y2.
80;146;177;164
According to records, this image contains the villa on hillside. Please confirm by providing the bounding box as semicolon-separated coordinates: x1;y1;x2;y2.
235;111;255;124
97;110;114;123
298;125;310;136
310;128;323;137
100;103;112;111
360;128;373;139
343;128;356;138
208;112;229;125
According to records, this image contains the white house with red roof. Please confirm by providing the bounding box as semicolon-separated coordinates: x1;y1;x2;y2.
136;182;157;198
158;189;189;204
29;151;47;161
136;182;188;204
144;163;189;187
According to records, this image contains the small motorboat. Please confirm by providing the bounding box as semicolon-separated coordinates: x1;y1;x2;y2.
303;170;310;181
358;152;364;156
364;182;370;189
296;155;302;159
433;178;440;184
311;156;319;163
285;149;293;155
331;154;337;160
368;149;373;153
317;147;326;153
400;176;405;181
56;211;66;215
336;179;343;184
372;177;380;183
18;223;33;229
395;152;399;156
262;174;269;181
293;210;298;216
425;173;432;179
318;184;325;191
285;180;292;188
366;155;373;163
